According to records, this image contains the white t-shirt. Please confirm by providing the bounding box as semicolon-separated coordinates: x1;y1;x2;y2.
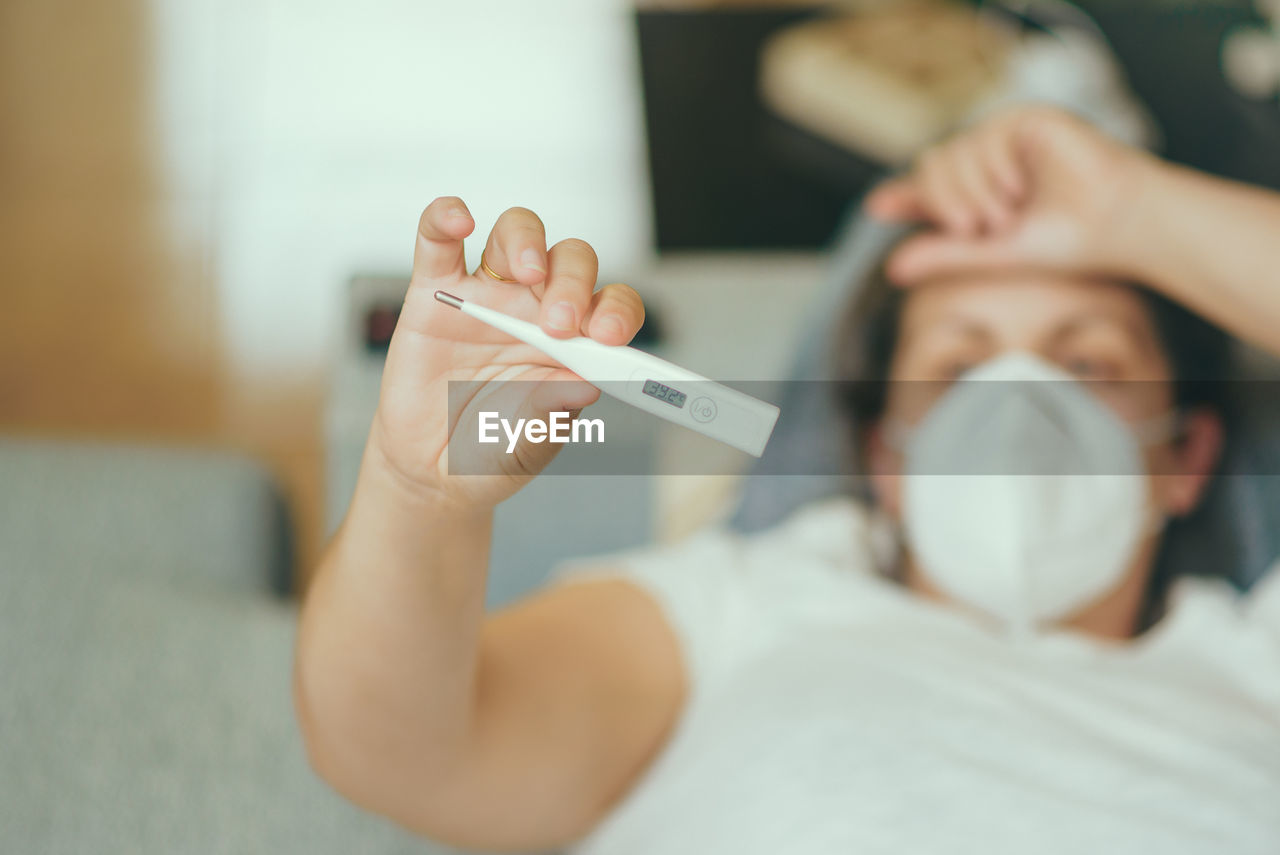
557;498;1280;855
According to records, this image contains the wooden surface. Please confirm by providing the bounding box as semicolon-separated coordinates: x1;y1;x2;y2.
0;0;324;584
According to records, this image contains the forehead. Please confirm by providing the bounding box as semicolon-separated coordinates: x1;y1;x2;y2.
898;270;1157;346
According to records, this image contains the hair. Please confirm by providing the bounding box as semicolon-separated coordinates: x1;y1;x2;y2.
830;249;1235;627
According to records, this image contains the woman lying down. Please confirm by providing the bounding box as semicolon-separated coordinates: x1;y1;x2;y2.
295;107;1280;854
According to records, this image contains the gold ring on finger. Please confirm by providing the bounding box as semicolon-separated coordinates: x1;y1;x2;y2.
477;250;519;283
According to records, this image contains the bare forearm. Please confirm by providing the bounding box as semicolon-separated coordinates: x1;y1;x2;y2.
288;199;675;848
1124;159;1280;356
295;432;493;811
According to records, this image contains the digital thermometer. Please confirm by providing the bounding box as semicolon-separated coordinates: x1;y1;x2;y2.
434;291;781;457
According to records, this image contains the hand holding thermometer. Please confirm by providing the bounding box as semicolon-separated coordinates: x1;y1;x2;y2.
434;291;781;457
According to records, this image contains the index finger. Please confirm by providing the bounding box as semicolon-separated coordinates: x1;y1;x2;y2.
412;196;476;282
863;178;927;223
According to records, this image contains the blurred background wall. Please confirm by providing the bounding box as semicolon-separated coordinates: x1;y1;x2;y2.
1;0;653;570
5;0;1279;575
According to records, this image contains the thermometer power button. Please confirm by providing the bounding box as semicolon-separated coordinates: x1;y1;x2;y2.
690;396;718;423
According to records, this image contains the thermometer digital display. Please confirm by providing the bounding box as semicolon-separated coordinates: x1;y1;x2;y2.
641;379;687;408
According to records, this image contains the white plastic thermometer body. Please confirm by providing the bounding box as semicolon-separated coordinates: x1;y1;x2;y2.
434;291;781;457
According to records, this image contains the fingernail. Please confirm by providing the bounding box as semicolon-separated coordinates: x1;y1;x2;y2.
448;206;470;219
520;248;546;274
597;315;625;339
546;301;575;331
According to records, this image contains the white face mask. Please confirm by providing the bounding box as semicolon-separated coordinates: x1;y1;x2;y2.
891;352;1175;632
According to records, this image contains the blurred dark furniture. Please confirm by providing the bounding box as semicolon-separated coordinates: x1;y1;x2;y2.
636;1;1280;251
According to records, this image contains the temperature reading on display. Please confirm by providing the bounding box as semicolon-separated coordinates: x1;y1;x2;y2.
642;379;688;408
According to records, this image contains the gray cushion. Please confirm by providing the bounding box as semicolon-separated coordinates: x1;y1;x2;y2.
730;209;904;533
0;438;447;854
0;438;293;596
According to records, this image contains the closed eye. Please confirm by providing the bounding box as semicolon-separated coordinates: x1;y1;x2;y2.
1061;357;1121;382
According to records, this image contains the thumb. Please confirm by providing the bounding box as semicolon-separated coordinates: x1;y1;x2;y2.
529;371;600;415
886;232;1022;284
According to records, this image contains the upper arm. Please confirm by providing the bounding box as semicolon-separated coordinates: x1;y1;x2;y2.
404;574;687;851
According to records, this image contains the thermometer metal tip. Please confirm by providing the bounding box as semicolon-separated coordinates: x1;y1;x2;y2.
434;290;464;309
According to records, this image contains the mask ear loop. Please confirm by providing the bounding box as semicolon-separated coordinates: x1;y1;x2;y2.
1131;409;1184;446
868;504;906;582
1132;408;1185;542
878;417;912;454
867;417;913;582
